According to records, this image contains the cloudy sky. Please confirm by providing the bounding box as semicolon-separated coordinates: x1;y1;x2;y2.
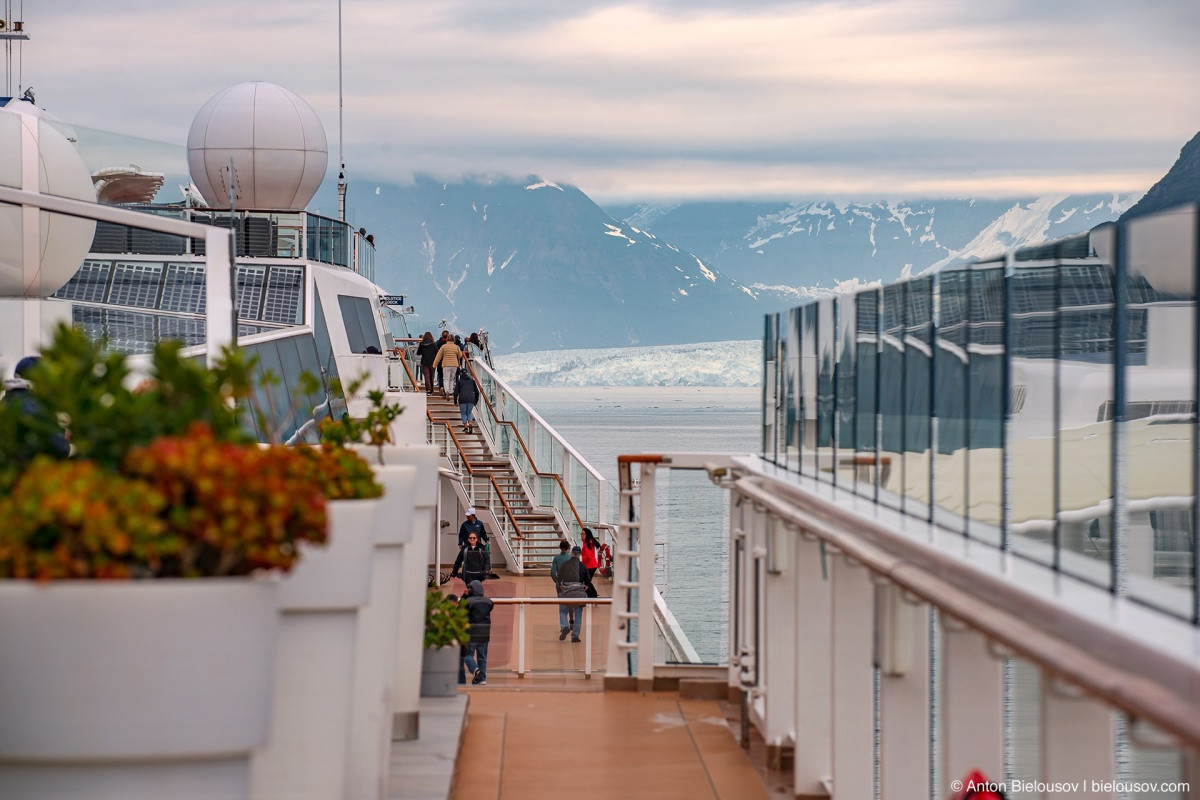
14;0;1200;202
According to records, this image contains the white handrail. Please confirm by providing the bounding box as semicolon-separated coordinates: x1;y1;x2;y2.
471;359;606;484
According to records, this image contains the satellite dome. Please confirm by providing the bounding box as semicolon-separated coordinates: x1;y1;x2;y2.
186;82;328;210
0;100;97;298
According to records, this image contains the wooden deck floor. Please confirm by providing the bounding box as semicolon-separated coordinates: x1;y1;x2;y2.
437;571;787;800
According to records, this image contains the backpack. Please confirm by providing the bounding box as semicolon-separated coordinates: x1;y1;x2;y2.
457;374;479;405
462;547;487;578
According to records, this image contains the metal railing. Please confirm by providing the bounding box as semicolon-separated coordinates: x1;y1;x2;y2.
467;359;615;542
490;597;611;678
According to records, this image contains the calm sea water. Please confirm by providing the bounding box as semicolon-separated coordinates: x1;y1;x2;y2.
517;386;761;662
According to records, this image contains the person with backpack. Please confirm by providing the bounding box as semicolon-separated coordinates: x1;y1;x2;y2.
555;545;589;642
460;580;494;685
454;367;480;434
451;531;489;586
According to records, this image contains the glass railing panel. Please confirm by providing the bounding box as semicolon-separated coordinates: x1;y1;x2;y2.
656;468;729;664
783;307;802;471
935;267;971;532
855;288;880;500
1056;243;1115;588
1008;258;1059;564
762;313;779;463
801;303;819;476
967;261;1006;545
835;294;856;490
1123;206;1196;618
880;282;907;510
906;276;934;518
816;297;836;481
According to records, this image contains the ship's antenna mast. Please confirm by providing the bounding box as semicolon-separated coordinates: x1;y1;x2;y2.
2;0;31;99
336;0;346;222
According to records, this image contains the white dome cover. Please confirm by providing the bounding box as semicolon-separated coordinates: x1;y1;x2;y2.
187;82;328;210
0;101;97;298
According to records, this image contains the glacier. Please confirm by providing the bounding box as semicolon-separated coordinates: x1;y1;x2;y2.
494;340;762;387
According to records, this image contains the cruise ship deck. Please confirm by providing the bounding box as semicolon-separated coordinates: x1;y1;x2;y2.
391;571;786;800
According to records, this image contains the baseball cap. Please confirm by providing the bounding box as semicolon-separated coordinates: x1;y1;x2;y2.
465;507;476;517
571;545;581;554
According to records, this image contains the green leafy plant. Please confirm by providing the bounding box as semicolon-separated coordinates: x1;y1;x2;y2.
0;324;254;491
424;588;469;649
318;385;403;466
294;443;383;501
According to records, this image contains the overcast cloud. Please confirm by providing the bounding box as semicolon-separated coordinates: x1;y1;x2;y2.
13;0;1200;201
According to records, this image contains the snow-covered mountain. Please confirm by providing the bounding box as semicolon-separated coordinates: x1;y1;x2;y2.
493;340;761;387
319;176;760;353
608;194;1139;297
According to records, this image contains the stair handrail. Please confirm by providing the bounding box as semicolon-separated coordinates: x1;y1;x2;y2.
464;359;600;538
426;411;527;542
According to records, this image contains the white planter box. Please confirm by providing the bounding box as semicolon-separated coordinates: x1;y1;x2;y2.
0;578;279;800
251;497;378;800
345;464;418;800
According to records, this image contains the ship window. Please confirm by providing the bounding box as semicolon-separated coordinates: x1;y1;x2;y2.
337;294;382;355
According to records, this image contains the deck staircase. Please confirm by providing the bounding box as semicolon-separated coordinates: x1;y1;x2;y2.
425;389;568;572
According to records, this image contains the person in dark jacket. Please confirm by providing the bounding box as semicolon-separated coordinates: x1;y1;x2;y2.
451;531;488;586
415;331;438;395
454;368;480;434
458;507;487;548
461;580;494;685
549;541;576;633
555;546;588;642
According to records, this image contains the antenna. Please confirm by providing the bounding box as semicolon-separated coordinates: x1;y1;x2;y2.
336;0;347;222
2;0;31;99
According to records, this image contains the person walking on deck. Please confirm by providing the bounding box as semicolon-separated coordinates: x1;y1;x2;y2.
454;367;480;435
461;580;494;685
550;541;575;635
580;528;601;584
415;331;438;395
555;545;588;642
433;331;451;392
451;531;489;586
432;332;461;397
458;507;488;549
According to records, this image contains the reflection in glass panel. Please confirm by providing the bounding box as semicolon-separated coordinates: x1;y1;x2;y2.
1057;230;1114;589
816;298;836;481
968;264;1005;544
835;294;856;490
1123;207;1196;618
785;308;802;472
801;304;819;477
762;314;778;461
880;283;906;509
906;277;934;517
935;268;970;530
1008;255;1059;564
855;290;879;499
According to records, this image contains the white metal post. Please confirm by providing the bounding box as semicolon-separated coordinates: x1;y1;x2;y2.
1040;675;1116;798
830;553;874;799
204;228;235;367
584;604;593;677
941;623;1004;786
517;603;526;678
636;462;657;689
878;585;931;799
763;513;797;767
793;536;833;797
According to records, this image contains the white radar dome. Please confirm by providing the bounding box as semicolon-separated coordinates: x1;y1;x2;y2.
187;82;328;210
0;100;97;298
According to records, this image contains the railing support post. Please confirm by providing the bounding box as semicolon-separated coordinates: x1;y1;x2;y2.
941;624;1003;787
831;555;874;799
636;462;657;690
877;585;931;799
584;604;593;678
1041;674;1115;796
793;536;833;797
517;604;526;678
